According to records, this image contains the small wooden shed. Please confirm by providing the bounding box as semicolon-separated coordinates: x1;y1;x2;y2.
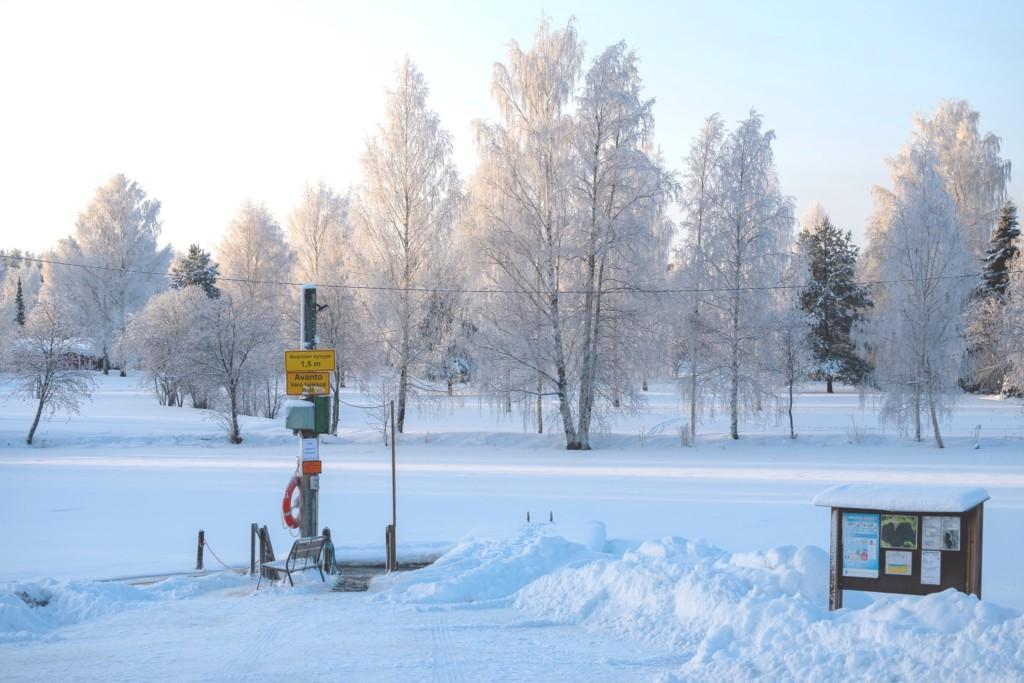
813;484;988;611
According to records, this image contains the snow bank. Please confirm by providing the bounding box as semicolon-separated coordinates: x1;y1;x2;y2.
374;522;605;606
813;483;990;512
378;526;1023;680
0;572;250;643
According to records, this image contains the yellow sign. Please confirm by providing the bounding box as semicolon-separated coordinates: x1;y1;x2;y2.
286;371;330;396
284;349;336;372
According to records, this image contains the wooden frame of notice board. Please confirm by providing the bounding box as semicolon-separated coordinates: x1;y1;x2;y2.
825;503;984;611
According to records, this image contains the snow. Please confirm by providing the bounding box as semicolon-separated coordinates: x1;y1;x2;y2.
813;483;991;512
1;374;1024;680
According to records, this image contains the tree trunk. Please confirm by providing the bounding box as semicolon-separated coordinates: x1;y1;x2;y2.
228;386;242;444
826;376;834;394
913;383;922;442
397;361;408;434
536;375;543;434
929;396;944;449
729;291;740;441
788;381;795;439
26;391;46;445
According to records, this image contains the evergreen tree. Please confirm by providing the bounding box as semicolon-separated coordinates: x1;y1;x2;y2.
15;277;25;325
964;200;1020;393
797;210;873;393
170;244;221;299
981;200;1020;298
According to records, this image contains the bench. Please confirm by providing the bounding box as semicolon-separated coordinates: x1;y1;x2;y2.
257;535;326;588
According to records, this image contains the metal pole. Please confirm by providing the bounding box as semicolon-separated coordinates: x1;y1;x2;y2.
196;530;204;570
299;284;319;538
390;399;397;571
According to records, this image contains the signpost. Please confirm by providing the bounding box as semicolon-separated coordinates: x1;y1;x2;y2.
814;484;988;611
285;285;336;538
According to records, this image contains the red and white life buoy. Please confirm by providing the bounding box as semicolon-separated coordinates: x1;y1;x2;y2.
282;475;301;529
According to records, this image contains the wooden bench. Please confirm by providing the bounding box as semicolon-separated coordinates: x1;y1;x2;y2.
257;536;326;588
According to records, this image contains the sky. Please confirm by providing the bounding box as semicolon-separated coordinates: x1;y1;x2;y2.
1;0;1021;256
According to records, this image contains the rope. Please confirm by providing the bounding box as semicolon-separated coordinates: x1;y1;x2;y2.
201;538;233;570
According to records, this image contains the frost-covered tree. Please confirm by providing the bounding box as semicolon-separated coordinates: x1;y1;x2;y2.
288;181;358;433
170;244;220;299
774;255;814;439
121;286;211;408
14;278;25;325
1003;252;1024;395
863;143;973;447
797;205;873;392
910;100;1011;260
10;301;95;445
571;41;676;446
981;200;1020;297
675;114;725;439
699;111;794;440
1;251;43;325
189;292;277;444
216;202;292;418
352;59;461;433
41;174;172;375
217;202;292;307
469;19;585;447
965;200;1021;393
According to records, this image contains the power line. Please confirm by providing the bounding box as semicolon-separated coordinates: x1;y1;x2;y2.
3;253;1018;297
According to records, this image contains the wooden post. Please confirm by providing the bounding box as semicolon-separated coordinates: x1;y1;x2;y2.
828;509;842;611
390;399;397;571
250;523;257;576
196;530;205;571
966;503;984;599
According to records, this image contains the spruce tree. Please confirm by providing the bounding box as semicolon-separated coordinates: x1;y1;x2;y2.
169;244;221;299
798;213;873;393
981;200;1019;298
964;200;1020;394
14;277;25;325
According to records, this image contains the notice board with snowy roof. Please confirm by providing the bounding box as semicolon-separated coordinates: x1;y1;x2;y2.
813;484;988;611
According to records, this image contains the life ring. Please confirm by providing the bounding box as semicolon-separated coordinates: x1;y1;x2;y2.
282;475;301;529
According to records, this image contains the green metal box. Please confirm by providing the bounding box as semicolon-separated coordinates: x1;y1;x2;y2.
314;395;331;434
284;403;315;431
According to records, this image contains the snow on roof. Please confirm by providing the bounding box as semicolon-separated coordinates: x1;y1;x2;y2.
813;484;990;512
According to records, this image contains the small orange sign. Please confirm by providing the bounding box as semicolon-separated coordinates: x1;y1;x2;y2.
302;460;322;475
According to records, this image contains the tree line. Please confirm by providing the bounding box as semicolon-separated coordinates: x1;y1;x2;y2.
1;19;1019;448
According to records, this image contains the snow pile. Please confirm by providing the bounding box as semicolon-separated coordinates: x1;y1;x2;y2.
376;522;606;606
379;526;1023;680
0;572;249;643
512;536;1022;681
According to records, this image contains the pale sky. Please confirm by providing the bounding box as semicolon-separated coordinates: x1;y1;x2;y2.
1;0;1021;256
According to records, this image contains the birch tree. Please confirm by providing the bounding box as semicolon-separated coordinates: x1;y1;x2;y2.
352;59;461;433
289;181;359;433
10;301;95;445
699;111;794;439
864;143;973;447
675;114;725;439
469;19;585;447
571;41;675;446
42;174;172;374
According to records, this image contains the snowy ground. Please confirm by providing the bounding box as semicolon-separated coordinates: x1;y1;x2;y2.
1;374;1023;680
